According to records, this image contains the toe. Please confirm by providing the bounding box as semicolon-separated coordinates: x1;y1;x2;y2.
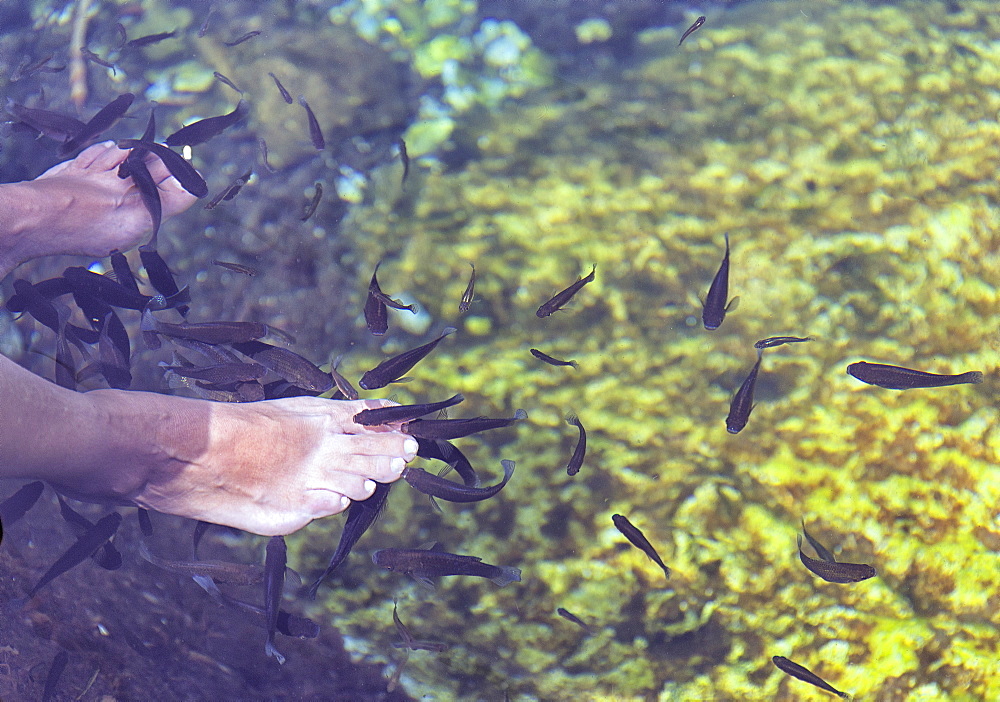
83;141;128;171
336;433;417;461
302;490;351;520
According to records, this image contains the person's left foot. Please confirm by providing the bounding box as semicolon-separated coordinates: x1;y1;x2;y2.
0;141;196;276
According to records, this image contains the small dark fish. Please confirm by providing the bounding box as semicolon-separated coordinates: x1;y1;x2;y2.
371;289;417;314
403;459;515;503
137;507;153;537
99;311;132;389
754;336;813;350
0;481;44;526
329;357;359;400
398;138;410;185
797;535;876;584
198;6;215;37
556;608;593;634
61;92;135;154
59;93;135;154
359;327;456;390
165;100;249;147
372;544;521;588
212;260;257;276
117;139;209;198
139;247;188;314
5;276;73;311
138;540;266;585
459;262;476;313
5;100;86;142
392;602;449;652
219;593;319;639
264;536;287;664
530;348;577;368
42;649;68;702
142;312;268;345
306;482;391;598
268;72;293;104
126;30;177;48
80;47;117;73
10;280;82;341
205;169;252;209
62;267;189;312
801;520;837;563
126;143;162;244
403;409;528;441
224;30;262;47
703;233;738;330
56;496;121;570
612;513;670;579
354;394;465;426
772;655;850;699
847;361;984;390
415;438;479;487
29;512;122;597
110;250;140;296
298;96;325;150
565;415;587;476
213;71;242;94
536;265;596;318
678;16;706;46
231;340;333;392
258;137;276;172
300;182;322;222
11;54;62;82
364;263;389;335
364;264;415;312
726;349;762;435
164;361;267;384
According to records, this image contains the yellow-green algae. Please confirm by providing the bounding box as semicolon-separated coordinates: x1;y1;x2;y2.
291;0;1000;698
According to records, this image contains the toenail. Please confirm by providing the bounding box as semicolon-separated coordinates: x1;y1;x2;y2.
391;457;406;475
340;495;351;509
403;438;418;457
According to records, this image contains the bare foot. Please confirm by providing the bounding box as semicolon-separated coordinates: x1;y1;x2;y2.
7;367;417;536
0;141;195;277
0;142;417;536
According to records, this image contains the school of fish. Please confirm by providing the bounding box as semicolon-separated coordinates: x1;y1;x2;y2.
0;8;989;699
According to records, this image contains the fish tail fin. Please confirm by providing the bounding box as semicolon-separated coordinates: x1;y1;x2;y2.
264;641;286;665
966;371;985;384
191;574;224;602
500;459;516;483
491;566;521;588
304;578;323;601
442;326;457;337
514;408;528;420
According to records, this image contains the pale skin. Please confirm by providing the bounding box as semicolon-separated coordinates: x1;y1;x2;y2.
0;142;415;536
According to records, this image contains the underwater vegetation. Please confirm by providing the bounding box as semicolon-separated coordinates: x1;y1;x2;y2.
1;0;999;699
294;0;1000;699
